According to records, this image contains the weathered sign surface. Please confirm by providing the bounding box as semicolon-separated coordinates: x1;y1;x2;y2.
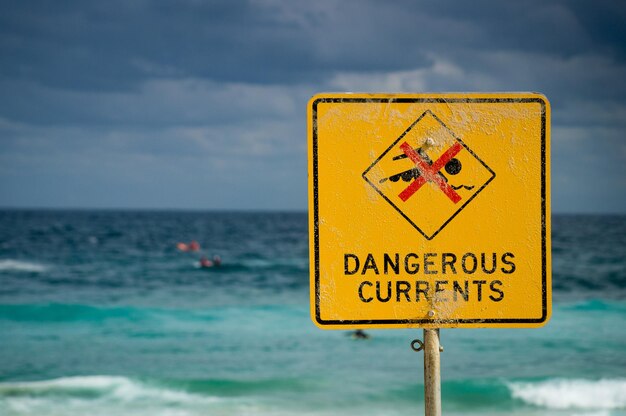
308;93;551;328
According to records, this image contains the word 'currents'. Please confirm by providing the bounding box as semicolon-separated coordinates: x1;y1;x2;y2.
344;252;516;304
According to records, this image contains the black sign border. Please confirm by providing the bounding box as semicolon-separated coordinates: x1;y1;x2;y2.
311;96;548;326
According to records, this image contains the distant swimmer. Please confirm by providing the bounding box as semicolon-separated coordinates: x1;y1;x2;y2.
212;255;222;267
350;329;370;340
199;256;213;268
178;241;201;252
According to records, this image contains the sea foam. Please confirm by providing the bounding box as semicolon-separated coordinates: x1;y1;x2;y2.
0;259;46;273
508;378;626;409
0;376;223;416
0;375;217;403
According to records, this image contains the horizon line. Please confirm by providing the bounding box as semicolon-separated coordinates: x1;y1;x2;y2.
0;206;624;216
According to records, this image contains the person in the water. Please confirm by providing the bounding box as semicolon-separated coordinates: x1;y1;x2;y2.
178;241;201;252
350;329;370;339
199;256;213;268
199;255;222;268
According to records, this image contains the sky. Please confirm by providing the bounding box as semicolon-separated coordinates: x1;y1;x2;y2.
0;0;625;212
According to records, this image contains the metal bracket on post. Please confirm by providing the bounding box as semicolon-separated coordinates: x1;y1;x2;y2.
410;338;443;353
410;339;424;352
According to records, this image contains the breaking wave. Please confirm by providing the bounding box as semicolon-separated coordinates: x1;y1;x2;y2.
0;376;221;416
0;259;46;273
508;378;626;410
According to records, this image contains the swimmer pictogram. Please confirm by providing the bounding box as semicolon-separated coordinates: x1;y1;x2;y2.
396;141;463;203
363;110;495;240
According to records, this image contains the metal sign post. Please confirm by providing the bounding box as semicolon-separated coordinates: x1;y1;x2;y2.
412;329;442;416
423;329;441;416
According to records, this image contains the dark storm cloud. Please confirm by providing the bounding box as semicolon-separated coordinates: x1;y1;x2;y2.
1;0;432;91
2;0;624;92
567;0;626;57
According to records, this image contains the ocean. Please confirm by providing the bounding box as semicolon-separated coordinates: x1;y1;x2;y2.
0;210;624;415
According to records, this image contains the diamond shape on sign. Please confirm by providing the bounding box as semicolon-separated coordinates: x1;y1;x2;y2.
362;110;496;239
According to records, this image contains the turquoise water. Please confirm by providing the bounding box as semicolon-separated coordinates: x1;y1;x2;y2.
0;211;625;415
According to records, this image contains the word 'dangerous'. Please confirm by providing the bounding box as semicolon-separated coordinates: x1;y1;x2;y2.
344;252;516;275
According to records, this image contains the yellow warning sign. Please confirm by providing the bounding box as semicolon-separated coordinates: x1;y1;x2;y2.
308;93;551;329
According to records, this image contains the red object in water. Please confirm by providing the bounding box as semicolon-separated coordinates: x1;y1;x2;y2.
177;242;189;251
189;241;200;251
199;256;213;268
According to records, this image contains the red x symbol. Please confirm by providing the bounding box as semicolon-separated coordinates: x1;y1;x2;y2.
398;141;463;203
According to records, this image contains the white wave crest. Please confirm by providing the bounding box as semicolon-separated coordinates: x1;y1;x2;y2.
0;259;46;273
508;378;626;410
0;376;218;406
